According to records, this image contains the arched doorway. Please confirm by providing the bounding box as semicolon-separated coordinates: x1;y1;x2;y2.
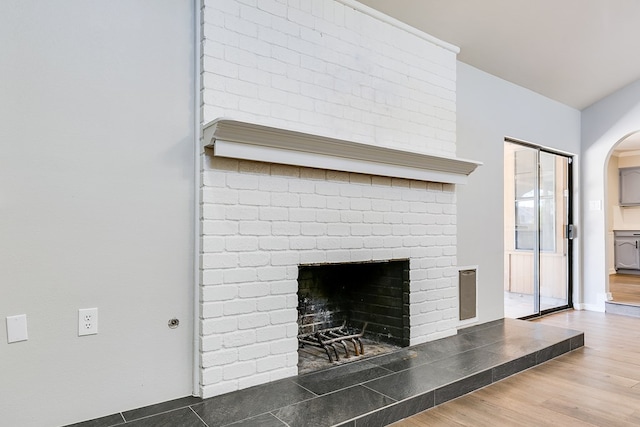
605;131;640;308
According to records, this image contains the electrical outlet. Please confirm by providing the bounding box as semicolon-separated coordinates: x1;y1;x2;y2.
78;308;98;336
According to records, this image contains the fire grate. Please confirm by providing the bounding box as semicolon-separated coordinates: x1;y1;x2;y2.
298;322;367;362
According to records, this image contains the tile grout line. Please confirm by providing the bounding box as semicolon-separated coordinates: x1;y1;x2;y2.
189;406;209;427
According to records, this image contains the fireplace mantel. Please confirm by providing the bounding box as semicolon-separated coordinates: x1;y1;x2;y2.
203;119;481;185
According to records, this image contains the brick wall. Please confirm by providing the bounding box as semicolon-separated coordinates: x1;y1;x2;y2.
200;0;459;398
201;0;457;155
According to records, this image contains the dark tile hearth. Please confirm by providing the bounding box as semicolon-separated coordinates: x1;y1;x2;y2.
64;318;583;427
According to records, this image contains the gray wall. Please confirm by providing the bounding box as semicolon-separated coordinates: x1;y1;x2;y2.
581;79;640;310
0;1;196;425
456;62;581;322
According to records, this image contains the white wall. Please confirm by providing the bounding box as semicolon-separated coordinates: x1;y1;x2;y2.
0;1;196;426
582;79;640;310
456;62;581;322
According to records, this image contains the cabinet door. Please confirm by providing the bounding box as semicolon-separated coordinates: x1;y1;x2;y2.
615;238;640;269
620;168;640;205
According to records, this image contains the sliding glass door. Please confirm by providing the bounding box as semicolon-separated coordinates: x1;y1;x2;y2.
504;140;572;318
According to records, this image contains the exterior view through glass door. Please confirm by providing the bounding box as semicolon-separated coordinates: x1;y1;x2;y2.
504;140;572;318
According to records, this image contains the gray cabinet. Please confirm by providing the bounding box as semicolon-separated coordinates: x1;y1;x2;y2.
619;167;640;206
614;231;640;272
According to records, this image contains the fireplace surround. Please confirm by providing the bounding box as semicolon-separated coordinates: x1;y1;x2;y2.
199;119;481;397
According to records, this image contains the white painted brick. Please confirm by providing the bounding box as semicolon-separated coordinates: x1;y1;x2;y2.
239;252;270;267
223;299;257;316
201;269;224;286
362;212;383;223
237;312;270;330
270;280;297;295
259;236;289;250
239;222;272;236
223;330;256;348
270;338;298;355
371;224;392;236
316;210;340;223
300;194;326;208
226;206;259;221
202;317;237;335
202;285;238;302
270;251;300;265
203;302;224;318
271;193;299;207
257;354;287;373
203;56;239;79
238;372;272;390
392;248;411;259
238;190;271;206
286;294;298;309
256;325;287;342
259;207;288;221
271;44;300;65
340;237;364;249
200;0;460;397
259;177;289;192
289;237;316;250
201;381;239;399
299;251;326;265
326;197;349;210
223;268;257;284
257;296;287;312
201;367;223;386
270;309;297;325
351;224;372;236
238;282;270;298
202;348;238;368
289;209;316;222
317;237;341;250
228;174;260;190
202;220;238;236
326;250;352;263
223;361;256;380
256;266;288;281
226;237;259;252
341;211;363;223
238;342;271;361
257;0;287;17
202;236;225;253
301;222;326;236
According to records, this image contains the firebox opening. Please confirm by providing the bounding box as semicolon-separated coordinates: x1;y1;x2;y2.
297;259;410;373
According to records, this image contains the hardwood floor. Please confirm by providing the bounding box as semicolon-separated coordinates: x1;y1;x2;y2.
392;310;640;427
610;274;640;305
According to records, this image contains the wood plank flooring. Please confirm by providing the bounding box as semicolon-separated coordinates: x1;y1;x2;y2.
610;274;640;305
391;310;640;427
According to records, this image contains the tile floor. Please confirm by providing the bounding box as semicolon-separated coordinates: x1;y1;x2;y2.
65;318;584;427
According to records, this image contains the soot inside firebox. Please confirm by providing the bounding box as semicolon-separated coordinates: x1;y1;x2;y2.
297;259;410;374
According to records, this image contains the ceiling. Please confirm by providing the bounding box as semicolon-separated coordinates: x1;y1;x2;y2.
357;0;640;111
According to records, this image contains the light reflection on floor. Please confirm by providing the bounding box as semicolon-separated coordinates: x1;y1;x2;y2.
504;291;567;318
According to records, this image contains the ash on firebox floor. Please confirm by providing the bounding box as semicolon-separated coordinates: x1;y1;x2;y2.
297;338;401;375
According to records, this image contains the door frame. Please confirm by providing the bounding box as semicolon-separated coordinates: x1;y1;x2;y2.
505;137;574;319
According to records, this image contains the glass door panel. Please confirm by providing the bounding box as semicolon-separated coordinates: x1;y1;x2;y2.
504;143;538;318
539;152;569;311
504;141;572;318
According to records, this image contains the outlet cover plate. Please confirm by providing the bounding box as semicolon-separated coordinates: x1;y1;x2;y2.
78;308;98;336
6;314;28;343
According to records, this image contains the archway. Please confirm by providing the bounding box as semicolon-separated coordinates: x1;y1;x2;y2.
604;130;640;306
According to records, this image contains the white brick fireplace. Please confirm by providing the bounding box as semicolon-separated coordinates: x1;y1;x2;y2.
199;0;480;398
